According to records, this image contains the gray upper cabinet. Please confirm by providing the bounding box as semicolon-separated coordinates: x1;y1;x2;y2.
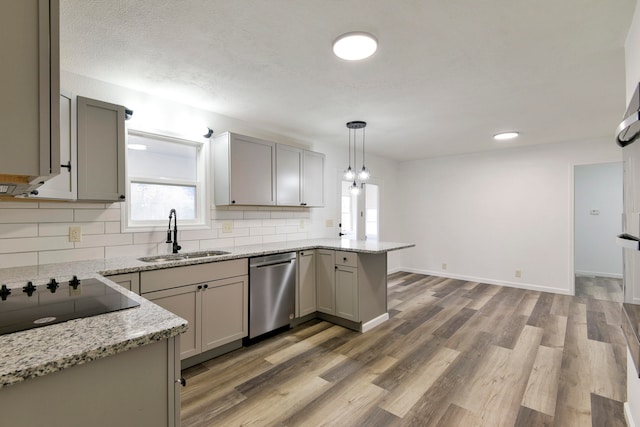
213;132;276;206
77;96;126;202
0;0;60;185
34;91;77;200
302;150;324;207
276;144;325;207
276;144;302;206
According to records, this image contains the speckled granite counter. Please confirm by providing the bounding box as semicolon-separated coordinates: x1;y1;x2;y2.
0;273;187;388
0;239;412;388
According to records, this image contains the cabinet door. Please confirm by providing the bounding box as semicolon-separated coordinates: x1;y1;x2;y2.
146;285;200;360
105;272;140;294
201;276;248;352
34;91;77;199
0;0;59;182
77;96;126;202
297;250;316;317
302;150;324;207
316;249;335;315
335;265;359;321
276;144;302;206
229;134;275;205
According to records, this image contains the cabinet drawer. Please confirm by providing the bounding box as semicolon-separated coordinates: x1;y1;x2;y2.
141;258;248;294
335;251;358;268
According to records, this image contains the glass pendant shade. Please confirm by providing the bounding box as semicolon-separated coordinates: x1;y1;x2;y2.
350;181;360;195
344;166;355;180
358;166;370;180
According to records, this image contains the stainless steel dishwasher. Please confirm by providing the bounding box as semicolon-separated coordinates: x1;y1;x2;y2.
248;252;296;339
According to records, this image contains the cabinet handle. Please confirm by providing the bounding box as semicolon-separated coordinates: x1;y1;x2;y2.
61;161;71;172
197;285;203;290
335;266;338;270
300;203;307;206
343;257;348;262
176;377;186;387
203;284;208;289
119;195;126;200
231;200;236;204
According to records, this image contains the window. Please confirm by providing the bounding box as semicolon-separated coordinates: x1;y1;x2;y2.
124;130;209;231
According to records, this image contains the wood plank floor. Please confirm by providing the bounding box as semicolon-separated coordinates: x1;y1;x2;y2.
181;272;627;426
575;275;623;303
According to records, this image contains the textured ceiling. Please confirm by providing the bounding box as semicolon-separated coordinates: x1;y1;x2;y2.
60;0;636;161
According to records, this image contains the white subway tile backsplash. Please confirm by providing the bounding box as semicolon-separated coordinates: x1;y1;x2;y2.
250;226;276;236
262;234;288;244
0;209;73;223
234;236;263;246
38;222;105;237
74;209;120;222
105;244;157;259
0;224;38;238
200;238;235;249
0;252;38;269
0;236;73;254
276;225;299;234
39;247;105;265
74;233;133;248
0;201;38;209
244;211;271;219
0;202;327;266
104;221;122;234
211;210;244;220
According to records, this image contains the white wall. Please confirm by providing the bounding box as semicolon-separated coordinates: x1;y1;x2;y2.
574;162;623;278
0;72;401;270
398;138;621;294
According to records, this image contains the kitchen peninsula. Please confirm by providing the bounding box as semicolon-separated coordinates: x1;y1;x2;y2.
0;239;412;427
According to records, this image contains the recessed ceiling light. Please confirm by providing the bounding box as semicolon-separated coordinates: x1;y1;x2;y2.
333;32;378;61
128;143;147;151
493;132;519;140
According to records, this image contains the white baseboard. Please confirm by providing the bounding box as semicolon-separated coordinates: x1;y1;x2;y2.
626;402;636;427
397;267;572;295
575;270;623;279
361;313;389;333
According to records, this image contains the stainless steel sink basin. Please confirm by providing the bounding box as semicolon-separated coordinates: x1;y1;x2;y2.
138;250;230;263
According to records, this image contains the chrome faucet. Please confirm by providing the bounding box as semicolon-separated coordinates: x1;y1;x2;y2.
166;209;182;254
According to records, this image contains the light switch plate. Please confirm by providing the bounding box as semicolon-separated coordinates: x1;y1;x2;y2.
69;226;82;242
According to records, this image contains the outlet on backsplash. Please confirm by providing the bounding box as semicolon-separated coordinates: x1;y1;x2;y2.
69;226;82;243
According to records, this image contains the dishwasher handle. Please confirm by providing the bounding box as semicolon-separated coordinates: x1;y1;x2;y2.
254;259;294;269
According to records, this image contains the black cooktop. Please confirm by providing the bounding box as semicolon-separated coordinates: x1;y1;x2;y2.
0;277;140;335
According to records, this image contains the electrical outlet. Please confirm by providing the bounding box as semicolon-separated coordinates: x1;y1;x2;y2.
515;269;522;278
300;219;305;229
442;263;447;270
222;222;233;233
69;226;82;243
326;219;334;228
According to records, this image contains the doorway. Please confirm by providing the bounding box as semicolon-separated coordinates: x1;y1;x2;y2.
573;162;623;302
340;181;380;241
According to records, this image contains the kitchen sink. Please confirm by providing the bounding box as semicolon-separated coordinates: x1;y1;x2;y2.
138;250;230;263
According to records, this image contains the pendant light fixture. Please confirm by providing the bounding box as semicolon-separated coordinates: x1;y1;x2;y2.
344;121;369;195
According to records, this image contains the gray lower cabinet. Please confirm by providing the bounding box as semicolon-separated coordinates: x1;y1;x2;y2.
0;337;180;427
141;259;248;360
316;249;387;326
104;272;140;294
77;96;126;202
297;250;316;317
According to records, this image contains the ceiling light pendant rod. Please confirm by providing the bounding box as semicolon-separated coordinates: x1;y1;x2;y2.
344;126;355;180
352;127;359;194
359;125;369;180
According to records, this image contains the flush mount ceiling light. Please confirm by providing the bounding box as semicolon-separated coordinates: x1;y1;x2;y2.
333;32;378;61
493;131;520;140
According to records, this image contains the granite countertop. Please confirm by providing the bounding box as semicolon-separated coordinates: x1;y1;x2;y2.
0;273;188;388
0;238;412;389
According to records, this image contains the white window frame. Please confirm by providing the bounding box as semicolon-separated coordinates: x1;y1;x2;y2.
121;128;210;232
